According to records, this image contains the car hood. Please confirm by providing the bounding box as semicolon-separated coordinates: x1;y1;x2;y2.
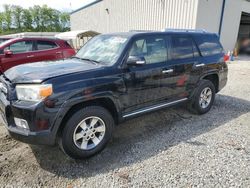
4;58;103;84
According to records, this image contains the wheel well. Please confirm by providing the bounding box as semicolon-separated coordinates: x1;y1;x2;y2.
203;74;219;92
57;98;119;137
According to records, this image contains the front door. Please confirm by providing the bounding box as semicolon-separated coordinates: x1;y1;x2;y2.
1;40;35;71
121;35;171;113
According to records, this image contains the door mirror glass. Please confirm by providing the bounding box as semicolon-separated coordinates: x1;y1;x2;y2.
4;49;13;56
127;56;146;66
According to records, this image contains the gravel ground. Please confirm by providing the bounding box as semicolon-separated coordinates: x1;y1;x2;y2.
0;61;249;188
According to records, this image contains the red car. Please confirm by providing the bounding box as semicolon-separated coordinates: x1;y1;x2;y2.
0;38;76;72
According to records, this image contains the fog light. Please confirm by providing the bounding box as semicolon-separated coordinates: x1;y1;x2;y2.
14;117;29;130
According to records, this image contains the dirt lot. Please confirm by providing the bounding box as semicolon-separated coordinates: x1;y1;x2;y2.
0;61;249;187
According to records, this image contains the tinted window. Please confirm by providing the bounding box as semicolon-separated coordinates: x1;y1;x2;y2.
195;35;223;56
6;41;33;54
37;41;57;50
129;36;168;64
64;41;73;48
171;36;195;60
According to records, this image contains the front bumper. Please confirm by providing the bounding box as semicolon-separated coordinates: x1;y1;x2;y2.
5;124;55;145
0;92;59;146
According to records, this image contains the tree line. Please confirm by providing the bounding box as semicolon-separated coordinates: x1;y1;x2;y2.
0;4;70;35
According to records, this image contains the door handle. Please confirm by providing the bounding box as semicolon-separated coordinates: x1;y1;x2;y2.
56;51;62;54
195;63;205;67
27;55;34;58
162;69;173;74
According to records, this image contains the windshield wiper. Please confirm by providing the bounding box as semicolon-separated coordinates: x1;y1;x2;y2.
72;56;100;65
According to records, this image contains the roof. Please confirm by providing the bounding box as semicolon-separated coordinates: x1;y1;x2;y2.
103;30;216;38
1;32;58;38
55;30;100;40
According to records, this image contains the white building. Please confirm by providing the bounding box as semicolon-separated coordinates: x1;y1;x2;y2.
70;0;250;52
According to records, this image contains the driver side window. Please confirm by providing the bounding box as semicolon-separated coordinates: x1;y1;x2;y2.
5;41;33;54
129;36;168;64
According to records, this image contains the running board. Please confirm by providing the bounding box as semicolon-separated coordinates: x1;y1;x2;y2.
123;98;188;118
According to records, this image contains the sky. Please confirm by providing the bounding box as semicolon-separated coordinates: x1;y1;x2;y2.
0;0;94;12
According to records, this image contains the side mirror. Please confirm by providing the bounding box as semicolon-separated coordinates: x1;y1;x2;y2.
126;56;146;66
4;49;13;57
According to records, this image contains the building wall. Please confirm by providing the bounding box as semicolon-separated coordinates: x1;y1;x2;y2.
71;0;250;52
220;0;250;52
71;0;199;33
195;0;223;34
196;0;250;51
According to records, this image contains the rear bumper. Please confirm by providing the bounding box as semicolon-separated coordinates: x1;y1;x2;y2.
218;68;228;92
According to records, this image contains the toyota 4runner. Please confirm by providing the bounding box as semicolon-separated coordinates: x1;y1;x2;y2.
0;30;228;159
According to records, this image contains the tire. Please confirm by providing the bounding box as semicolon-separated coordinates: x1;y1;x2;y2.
188;79;215;114
60;106;114;159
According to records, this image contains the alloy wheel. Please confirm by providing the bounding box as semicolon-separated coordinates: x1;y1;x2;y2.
73;116;106;150
199;87;212;109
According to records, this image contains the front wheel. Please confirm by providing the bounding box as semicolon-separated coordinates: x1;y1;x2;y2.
60;106;114;159
188;80;215;114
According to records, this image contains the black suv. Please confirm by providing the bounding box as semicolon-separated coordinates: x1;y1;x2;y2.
0;30;228;159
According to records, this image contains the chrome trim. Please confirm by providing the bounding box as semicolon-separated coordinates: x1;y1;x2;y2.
123;98;188;118
162;69;173;74
195;63;205;67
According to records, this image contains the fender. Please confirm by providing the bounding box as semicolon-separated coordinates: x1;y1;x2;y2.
49;91;121;140
200;70;219;80
188;70;219;100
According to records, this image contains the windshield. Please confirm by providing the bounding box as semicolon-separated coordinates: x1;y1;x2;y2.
75;35;129;65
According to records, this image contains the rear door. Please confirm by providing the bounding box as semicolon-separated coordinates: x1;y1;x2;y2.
193;34;224;71
1;40;35;71
160;34;201;99
33;40;62;62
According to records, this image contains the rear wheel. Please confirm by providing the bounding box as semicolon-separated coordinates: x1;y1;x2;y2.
60;106;114;159
188;80;215;114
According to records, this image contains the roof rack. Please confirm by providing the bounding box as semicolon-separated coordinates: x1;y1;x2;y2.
165;29;207;33
129;30;155;32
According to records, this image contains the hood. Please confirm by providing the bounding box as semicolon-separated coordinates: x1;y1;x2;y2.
4;58;103;84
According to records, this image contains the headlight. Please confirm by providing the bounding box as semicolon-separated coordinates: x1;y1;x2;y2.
16;84;53;102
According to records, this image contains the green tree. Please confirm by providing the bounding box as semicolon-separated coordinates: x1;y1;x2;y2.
12;5;23;31
60;12;70;31
22;9;33;31
0;12;3;33
3;4;12;31
31;5;42;31
0;4;70;35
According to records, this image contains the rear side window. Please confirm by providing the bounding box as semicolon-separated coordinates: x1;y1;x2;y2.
171;36;198;60
36;41;57;51
64;41;73;48
194;35;223;56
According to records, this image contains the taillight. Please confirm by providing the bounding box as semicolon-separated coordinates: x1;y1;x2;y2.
224;54;230;62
